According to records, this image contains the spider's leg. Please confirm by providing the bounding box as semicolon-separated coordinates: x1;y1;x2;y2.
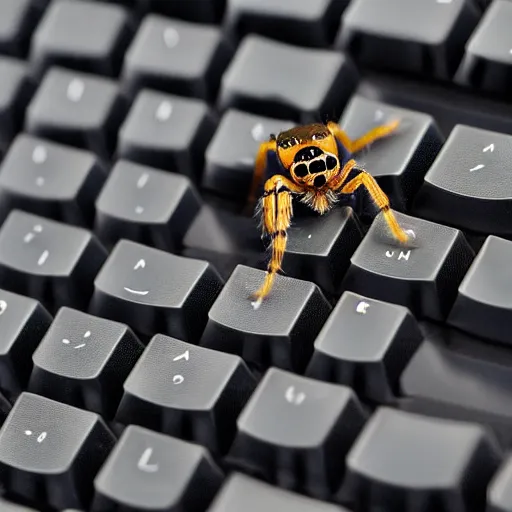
251;174;304;306
337;167;410;244
244;139;277;215
326;119;400;155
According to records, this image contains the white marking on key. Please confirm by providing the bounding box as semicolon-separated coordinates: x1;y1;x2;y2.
173;374;184;384
32;145;47;164
34;225;42;233
251;298;262;310
134;259;145;270
67;78;85;102
138;448;159;473
398;250;410;261
124;287;149;296
436;0;452;3
137;173;149;189
483;144;495;153
285;386;305;405
24;430;47;443
469;164;485;172
0;300;7;315
163;27;180;48
307;234;312;239
374;109;384;122
24;233;35;243
356;301;370;314
35;177;45;187
135;206;144;214
251;123;265;142
37;250;49;266
173;350;189;361
155;101;172;121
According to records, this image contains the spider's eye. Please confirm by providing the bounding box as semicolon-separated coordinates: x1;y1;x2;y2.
309;159;326;174
294;163;308;177
326;155;338;170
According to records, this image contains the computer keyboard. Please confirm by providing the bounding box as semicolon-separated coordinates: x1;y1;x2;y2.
1;0;512;510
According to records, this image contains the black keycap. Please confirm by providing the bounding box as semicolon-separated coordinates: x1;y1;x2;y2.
29;0;132;79
0;134;106;227
218;34;358;123
0;289;51;403
24;67;126;161
0;210;108;314
0;392;116;510
455;1;512;95
224;0;348;48
29;307;144;418
115;334;256;455
200;264;332;373
208;472;349;512
0;57;33;158
121;14;233;102
447;236;512;346
412;124;512;236
400;322;512;449
202;108;295;199
227;368;367;499
282;207;363;297
488;456;512;512
92;425;224;511
95;159;201;251
336;0;480;80
338;95;444;211
145;0;225;23
89;239;223;342
0;0;44;57
341;211;475;321
116;89;217;181
306;291;423;404
336;407;502;512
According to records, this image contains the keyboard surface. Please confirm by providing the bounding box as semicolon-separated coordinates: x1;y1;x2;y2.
0;0;511;510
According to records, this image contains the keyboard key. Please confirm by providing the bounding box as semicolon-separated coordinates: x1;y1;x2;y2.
115;334;256;455
89;239;223;342
24;67;126;161
447;236;512;346
412;124;512;236
200;264;332;373
121;14;233;102
0;210;108;315
455;1;512;95
0;392;116;510
338;95;444;211
0;289;52;402
488;456;512;512
202;109;295;199
92;425;224;511
116;89;217;181
336;0;480;80
306;291;423;403
0;134;106;227
0;57;33;158
208;472;348;512
400;322;512;449
341;211;475;321
95;160;201;251
29;0;132;79
224;0;348;48
218;34;358;123
29;307;144;418
227;368;367;499
336;407;502;511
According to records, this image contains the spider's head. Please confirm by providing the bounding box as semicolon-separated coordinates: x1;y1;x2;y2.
275;123;340;189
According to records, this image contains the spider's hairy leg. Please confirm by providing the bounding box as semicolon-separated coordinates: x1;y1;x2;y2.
326;120;400;154
244;138;277;215
251;174;304;306
338;168;410;244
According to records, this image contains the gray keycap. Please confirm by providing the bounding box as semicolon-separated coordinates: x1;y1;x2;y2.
336;407;502;512
89;239;223;342
218;34;358;123
29;307;144;418
336;0;480;80
200;264;332;373
488;456;512;512
412;124;512;236
121;14;233;101
0;0;42;56
92;425;224;511
0;392;116;510
338;95;444;210
29;0;132;78
0;210;108;314
208;472;350;512
116;333;256;455
455;1;512;95
0;134;106;227
227;368;367;499
116;89;217;181
341;211;475;321
306;291;423;403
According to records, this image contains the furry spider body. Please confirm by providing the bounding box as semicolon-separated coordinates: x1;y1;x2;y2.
247;119;412;306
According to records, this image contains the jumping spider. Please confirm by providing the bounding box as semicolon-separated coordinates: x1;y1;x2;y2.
246;119;413;306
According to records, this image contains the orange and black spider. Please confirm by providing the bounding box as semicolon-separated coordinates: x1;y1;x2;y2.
246;119;414;307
